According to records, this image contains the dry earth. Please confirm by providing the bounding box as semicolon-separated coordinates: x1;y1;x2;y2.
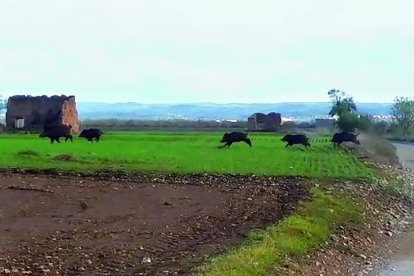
0;172;308;275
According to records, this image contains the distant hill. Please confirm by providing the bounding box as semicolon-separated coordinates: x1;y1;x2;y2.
77;102;393;120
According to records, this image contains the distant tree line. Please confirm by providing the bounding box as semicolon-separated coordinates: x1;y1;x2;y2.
80;119;248;131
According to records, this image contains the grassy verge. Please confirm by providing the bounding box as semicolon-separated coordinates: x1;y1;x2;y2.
197;187;362;276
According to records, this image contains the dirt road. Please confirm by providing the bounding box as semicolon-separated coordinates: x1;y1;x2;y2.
0;172;307;275
379;142;414;276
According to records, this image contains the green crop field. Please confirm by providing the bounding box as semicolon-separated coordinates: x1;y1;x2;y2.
0;132;372;178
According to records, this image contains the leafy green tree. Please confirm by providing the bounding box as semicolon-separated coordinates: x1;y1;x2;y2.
335;112;360;132
392;97;414;135
328;89;357;117
328;89;360;132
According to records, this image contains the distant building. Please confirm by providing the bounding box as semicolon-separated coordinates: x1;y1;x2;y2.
247;112;282;132
315;118;335;129
6;95;79;132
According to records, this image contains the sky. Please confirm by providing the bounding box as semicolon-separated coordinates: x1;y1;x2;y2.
0;0;413;104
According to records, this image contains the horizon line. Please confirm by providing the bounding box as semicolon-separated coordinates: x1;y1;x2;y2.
76;100;394;105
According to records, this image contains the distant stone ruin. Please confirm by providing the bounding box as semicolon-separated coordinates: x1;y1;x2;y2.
6;95;79;132
247;112;282;132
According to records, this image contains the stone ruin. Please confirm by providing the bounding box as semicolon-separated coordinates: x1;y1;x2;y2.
6;95;79;132
247;112;282;132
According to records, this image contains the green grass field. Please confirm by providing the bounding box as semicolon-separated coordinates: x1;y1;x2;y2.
0;132;373;178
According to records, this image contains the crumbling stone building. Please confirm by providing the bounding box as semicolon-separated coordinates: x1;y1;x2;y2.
247;112;282;132
6;95;79;132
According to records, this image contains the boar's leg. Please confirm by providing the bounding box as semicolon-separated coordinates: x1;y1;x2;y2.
243;139;252;147
218;142;228;149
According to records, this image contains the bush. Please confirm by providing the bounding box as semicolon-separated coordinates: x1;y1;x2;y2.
336;112;360;132
373;121;389;135
357;115;373;131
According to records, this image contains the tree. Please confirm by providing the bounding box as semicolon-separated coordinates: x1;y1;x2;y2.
328;89;357;117
328;89;360;132
335;112;360;132
392;97;414;135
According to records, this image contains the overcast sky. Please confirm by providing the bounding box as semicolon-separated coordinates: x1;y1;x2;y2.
0;0;413;103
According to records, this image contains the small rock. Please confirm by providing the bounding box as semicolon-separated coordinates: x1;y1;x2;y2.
4;268;11;274
80;201;89;209
142;257;152;264
163;201;172;206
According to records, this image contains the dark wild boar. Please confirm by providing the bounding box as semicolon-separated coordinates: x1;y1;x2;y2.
79;128;103;142
39;125;73;144
281;134;311;147
219;132;252;148
331;132;360;146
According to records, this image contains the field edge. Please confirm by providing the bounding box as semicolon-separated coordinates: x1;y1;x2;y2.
195;185;363;276
195;165;414;276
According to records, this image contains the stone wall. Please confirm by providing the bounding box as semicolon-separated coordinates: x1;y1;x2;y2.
247;112;282;132
6;95;79;132
61;96;79;132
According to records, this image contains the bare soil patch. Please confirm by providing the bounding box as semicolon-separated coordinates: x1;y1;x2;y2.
0;173;308;275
